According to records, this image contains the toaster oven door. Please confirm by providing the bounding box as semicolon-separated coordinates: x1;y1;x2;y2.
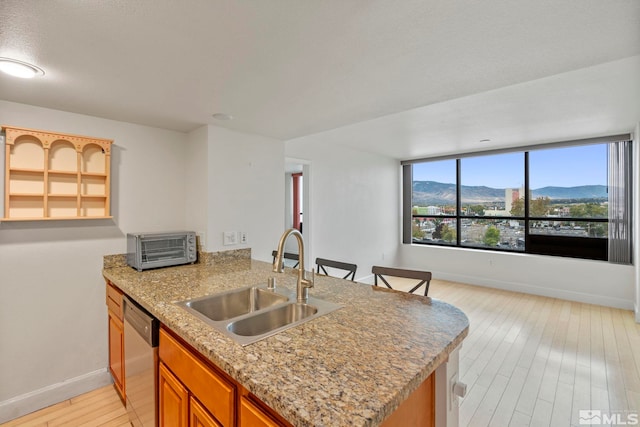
140;235;190;268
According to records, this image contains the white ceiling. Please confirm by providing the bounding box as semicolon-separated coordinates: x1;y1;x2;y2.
1;1;639;159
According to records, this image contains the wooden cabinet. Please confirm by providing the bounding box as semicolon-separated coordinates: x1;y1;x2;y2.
2;125;112;220
158;362;222;427
159;327;293;427
106;281;125;402
159;362;189;427
239;394;287;427
159;328;234;427
380;372;434;427
190;396;222;427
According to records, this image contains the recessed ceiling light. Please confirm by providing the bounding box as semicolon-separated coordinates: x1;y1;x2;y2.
0;58;45;79
212;113;233;121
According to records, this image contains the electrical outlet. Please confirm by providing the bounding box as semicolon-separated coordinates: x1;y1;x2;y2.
239;231;247;244
223;231;237;246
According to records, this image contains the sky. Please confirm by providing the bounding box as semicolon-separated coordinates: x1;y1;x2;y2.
412;143;608;189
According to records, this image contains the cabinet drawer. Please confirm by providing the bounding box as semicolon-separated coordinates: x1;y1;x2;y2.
159;329;235;427
105;281;123;320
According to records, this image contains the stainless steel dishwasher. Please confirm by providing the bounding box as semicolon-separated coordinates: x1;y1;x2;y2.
123;296;159;427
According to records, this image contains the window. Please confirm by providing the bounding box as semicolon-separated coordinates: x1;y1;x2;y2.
411;159;457;246
460;152;524;250
403;136;632;262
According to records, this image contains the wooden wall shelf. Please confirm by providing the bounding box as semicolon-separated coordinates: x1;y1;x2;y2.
3;125;113;221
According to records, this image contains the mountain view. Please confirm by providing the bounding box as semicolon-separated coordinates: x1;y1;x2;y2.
412;181;607;205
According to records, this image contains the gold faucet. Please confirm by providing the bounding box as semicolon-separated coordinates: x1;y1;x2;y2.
273;228;314;303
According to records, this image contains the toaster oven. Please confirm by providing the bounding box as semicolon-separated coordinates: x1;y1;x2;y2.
127;231;197;271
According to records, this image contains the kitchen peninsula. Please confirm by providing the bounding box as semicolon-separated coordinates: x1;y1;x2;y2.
103;250;469;427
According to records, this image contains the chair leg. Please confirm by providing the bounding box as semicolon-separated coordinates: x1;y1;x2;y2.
424;280;431;296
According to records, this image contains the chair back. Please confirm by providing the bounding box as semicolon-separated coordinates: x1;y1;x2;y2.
371;266;432;296
315;257;357;281
271;250;300;268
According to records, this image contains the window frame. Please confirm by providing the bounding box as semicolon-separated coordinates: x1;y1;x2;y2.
402;135;631;261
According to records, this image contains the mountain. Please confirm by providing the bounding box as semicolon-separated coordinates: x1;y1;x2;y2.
412;181;607;206
531;185;607;200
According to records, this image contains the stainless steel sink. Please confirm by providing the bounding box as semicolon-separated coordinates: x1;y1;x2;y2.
228;302;318;336
176;284;341;345
177;285;289;321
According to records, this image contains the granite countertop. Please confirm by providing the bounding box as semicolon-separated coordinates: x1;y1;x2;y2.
103;252;469;427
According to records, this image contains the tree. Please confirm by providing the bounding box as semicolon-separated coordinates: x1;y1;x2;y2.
483;225;500;246
530;197;551;217
570;203;607;218
510;198;524;216
442;225;456;243
432;219;444;239
412;221;425;240
467;205;485;216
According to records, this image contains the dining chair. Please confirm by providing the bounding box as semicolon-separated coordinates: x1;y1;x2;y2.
271;250;300;268
371;266;432;296
315;257;357;281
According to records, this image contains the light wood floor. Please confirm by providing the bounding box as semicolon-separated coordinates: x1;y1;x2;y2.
427;279;640;427
0;384;128;427
4;279;639;427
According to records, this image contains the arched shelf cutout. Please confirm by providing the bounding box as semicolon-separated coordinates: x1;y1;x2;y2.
82;143;106;174
10;135;45;170
49;139;77;172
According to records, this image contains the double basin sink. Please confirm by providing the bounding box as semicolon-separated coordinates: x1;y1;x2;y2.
176;284;342;345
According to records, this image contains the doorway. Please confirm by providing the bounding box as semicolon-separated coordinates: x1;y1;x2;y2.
284;158;311;267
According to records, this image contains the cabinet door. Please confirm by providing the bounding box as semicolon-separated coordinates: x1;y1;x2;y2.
240;396;283;427
108;310;125;400
159;362;189;427
190;396;222;427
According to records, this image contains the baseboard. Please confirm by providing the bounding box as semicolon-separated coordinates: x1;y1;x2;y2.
356;272;634;311
0;368;112;424
435;271;635;311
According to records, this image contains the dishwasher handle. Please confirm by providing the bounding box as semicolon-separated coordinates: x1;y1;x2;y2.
123;296;159;347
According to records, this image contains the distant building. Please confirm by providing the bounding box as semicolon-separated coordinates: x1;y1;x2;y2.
427;206;442;215
413;206;442;215
505;187;524;213
485;207;510;217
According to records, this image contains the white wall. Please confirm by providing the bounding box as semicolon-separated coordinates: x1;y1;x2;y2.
400;245;634;309
185;125;209;247
0;100;187;422
634;122;640;320
285;137;400;279
205;125;285;261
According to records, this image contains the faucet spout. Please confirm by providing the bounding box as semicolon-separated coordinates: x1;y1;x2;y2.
273;228;313;303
